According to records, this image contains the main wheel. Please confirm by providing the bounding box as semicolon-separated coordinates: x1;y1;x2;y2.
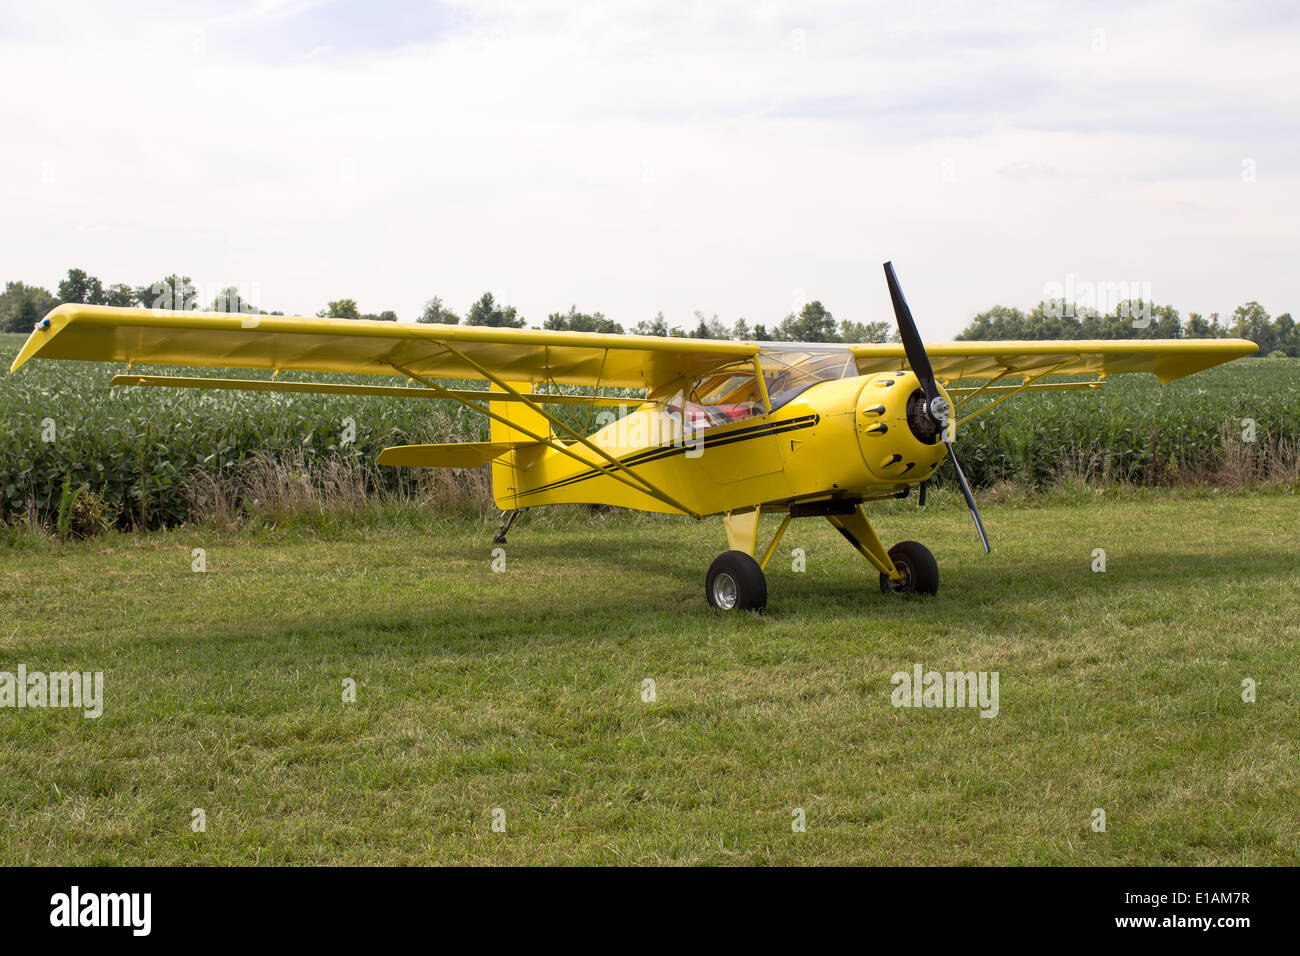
706;550;768;611
879;540;939;596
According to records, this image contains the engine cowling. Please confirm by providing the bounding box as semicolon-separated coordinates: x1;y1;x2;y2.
854;371;950;484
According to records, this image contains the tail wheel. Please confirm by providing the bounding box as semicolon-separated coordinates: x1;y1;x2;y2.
879;540;939;596
706;550;768;611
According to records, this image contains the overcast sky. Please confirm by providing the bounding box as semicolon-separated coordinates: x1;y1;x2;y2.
1;0;1296;337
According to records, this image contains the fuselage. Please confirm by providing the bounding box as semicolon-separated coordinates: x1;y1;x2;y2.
492;370;952;516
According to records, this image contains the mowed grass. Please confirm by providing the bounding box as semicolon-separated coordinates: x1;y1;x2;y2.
0;490;1297;865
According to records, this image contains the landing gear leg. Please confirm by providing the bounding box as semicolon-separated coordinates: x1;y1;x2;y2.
493;509;520;545
825;505;939;596
705;507;790;611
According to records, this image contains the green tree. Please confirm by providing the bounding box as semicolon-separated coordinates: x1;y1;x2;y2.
1230;301;1274;354
1109;301;1181;339
837;319;891;343
465;292;524;328
543;305;623;334
684;311;729;339
11;294;39;333
104;283;137;307
692;312;730;340
1272;313;1296;356
1025;302;1085;339
419;297;460;324
1185;312;1225;339
209;286;263;314
318;298;361;320
0;281;58;332
137;275;198;310
957;305;1028;340
57;268;106;305
774;300;838;342
632;312;669;336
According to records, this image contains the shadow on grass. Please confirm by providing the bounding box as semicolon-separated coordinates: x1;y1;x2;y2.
136;528;1292;665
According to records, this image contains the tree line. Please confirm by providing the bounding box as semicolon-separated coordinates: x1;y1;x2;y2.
1;267;1294;355
958;300;1297;357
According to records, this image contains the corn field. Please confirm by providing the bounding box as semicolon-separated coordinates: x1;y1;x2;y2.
1;333;1297;532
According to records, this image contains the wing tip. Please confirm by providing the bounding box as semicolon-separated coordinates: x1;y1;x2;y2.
7;303;86;373
9;318;55;374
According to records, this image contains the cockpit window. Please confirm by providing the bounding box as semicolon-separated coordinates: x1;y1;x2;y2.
759;348;857;411
660;348;858;429
665;362;765;430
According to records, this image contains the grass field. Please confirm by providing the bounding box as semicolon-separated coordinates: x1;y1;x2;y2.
1;488;1297;865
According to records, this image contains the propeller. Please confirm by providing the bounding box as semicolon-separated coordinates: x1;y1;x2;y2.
883;261;990;554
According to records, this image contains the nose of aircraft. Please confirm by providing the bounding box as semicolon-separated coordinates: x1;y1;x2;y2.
854;370;948;483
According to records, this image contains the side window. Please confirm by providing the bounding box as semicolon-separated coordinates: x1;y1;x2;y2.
667;367;765;430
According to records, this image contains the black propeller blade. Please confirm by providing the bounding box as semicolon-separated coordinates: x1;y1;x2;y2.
944;437;990;553
882;261;990;554
884;261;939;406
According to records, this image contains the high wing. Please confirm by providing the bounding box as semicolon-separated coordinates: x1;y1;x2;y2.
847;339;1257;385
10;304;1256;392
10;304;757;391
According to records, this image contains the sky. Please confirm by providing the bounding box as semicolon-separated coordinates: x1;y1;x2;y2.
1;0;1297;338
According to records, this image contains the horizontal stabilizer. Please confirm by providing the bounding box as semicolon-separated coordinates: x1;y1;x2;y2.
377;442;540;468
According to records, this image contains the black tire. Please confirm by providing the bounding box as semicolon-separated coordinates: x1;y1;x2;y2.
879;540;939;596
706;550;768;611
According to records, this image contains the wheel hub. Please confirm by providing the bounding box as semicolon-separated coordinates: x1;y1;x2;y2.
885;557;913;593
712;572;738;610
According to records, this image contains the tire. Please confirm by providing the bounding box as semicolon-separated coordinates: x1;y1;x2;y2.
706;550;768;611
879;540;939;596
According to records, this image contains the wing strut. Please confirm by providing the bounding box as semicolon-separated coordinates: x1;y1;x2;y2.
108;373;631;406
955;360;1072;427
388;362;702;519
951;368;1012;408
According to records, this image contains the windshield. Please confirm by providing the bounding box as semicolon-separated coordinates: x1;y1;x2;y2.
759;348;858;411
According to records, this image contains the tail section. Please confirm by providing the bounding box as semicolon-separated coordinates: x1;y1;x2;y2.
489;382;550;510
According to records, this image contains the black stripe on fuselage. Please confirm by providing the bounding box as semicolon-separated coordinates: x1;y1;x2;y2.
517;413;820;498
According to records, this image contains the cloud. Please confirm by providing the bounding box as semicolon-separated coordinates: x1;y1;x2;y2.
0;0;1295;335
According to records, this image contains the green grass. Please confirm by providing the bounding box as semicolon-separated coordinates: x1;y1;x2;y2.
1;489;1297;865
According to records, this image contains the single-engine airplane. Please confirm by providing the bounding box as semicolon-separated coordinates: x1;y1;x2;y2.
10;263;1256;610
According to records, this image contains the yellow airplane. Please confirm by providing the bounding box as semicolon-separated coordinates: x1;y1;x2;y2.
10;263;1256;611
